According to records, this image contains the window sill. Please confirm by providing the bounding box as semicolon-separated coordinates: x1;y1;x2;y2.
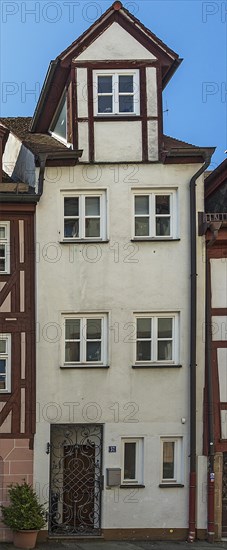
60;239;109;244
131;238;180;242
60;365;110;369
159;483;184;488
94;115;141;121
132;364;182;369
120;483;145;489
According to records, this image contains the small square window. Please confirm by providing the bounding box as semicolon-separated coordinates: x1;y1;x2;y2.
0;222;10;274
135;313;179;365
121;438;144;485
62;191;107;241
94;70;140;116
161;437;183;484
133;191;177;239
63;314;108;367
0;334;11;393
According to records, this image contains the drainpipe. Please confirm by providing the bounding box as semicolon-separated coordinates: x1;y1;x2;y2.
188;152;212;543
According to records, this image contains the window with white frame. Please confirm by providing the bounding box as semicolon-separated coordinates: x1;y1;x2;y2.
93;70;140;115
121;438;144;485
62;191;107;240
63;314;108;366
135;313;179;365
0;334;11;393
0;222;10;273
160;437;183;484
133;191;177;238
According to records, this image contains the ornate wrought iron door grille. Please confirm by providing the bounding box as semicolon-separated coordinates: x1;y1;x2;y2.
49;424;103;536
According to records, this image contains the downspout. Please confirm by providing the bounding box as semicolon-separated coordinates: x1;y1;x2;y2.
37;154;48;196
188;152;211;543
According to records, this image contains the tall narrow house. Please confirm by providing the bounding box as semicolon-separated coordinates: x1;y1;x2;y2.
0;125;38;541
1;2;215;542
202;160;227;540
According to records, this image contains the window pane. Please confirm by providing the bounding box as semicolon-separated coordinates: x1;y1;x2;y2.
163;442;175;479
98;76;112;93
86;342;101;362
0;259;5;271
124;442;136;479
98;96;113;114
156;217;170;236
65;319;80;340
135;196;149;215
137;341;151;361
0;245;5;257
156;195;170;215
158;341;172;361
64;197;79;217
64;219;79;238
0;340;6;354
85;219;100;238
0;227;6;238
135;217;149;236
87;319;101;340
0;376;6;390
53;98;66;140
85;197;100;216
0;359;6;373
65;342;80;362
119;95;133;113
119;75;134;93
158;318;172;338
137;318;151;339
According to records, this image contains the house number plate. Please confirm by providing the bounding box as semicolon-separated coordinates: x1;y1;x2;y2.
108;446;117;453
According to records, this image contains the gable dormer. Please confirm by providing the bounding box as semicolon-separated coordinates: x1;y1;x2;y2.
31;1;181;163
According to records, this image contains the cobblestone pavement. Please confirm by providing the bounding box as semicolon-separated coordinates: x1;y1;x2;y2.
1;540;227;550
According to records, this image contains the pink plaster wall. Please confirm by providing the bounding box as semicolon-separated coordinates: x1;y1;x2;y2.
0;439;33;541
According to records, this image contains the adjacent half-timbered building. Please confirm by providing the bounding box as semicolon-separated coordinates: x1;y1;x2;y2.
202;160;227;540
0;125;39;541
1;1;216;542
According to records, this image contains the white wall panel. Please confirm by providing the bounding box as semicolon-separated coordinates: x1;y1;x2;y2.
211;258;227;308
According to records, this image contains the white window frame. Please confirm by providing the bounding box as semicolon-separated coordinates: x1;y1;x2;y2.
133;190;178;239
134;313;179;365
0;222;10;274
62;314;108;367
160;437;183;484
0;334;11;393
121;438;144;485
93;69;140;116
61;190;107;241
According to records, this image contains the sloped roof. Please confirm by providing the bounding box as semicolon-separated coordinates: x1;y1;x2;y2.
205;158;227;198
163;135;203;151
0;117;69;156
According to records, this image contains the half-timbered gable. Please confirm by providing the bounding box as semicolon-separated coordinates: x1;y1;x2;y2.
30;1;181;164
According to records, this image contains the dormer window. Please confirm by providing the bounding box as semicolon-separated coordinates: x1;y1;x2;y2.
50;93;67;144
93;70;140;116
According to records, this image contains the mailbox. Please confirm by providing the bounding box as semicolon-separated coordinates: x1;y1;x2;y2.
106;468;121;487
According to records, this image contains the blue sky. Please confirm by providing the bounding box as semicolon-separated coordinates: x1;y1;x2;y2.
0;0;226;168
